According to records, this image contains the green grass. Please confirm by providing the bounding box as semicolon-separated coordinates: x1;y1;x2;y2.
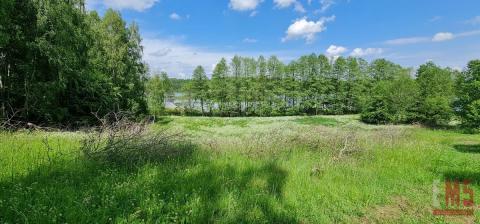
293;116;340;126
169;116;251;131
1;115;480;223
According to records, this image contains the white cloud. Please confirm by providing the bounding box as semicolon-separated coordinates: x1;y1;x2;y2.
243;38;258;43
385;30;480;45
465;16;480;25
432;32;454;42
326;45;347;58
144;38;290;78
274;0;305;13
143;37;302;78
144;38;235;77
282;16;335;43
87;0;158;11
350;48;383;57
169;13;181;20
319;0;335;13
293;2;306;13
457;30;480;38
229;0;263;11
274;0;296;8
384;37;430;45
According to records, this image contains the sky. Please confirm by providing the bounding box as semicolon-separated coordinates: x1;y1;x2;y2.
86;0;480;78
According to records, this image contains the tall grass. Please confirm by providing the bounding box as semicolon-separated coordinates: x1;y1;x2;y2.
1;116;480;223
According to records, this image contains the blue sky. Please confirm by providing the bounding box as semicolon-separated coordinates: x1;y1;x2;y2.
86;0;480;78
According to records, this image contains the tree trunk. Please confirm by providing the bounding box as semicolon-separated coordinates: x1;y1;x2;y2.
25;61;31;118
0;63;6;119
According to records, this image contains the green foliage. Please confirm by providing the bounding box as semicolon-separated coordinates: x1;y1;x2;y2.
182;56;465;126
361;73;419;124
1;1;147;125
146;72;171;116
182;55;374;117
456;60;480;131
464;100;480;131
177;57;480;128
210;58;229;115
415;62;455;126
191;66;209;115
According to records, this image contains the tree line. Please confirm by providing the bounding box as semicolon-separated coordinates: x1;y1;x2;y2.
154;55;480;130
1;1;479;130
1;0;147;126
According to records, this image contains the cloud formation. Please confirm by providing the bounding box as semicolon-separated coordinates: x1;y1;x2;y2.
386;30;480;45
465;16;480;25
144;38;234;78
169;13;181;20
319;0;335;13
384;37;430;45
282;16;335;43
432;32;454;42
350;48;383;57
326;45;347;57
143;37;301;78
274;0;296;8
229;0;263;11
274;0;306;13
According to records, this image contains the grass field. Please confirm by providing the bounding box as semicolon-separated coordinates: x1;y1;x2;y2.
1;115;480;223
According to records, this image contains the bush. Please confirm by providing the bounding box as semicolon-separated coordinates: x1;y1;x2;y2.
80;113;195;167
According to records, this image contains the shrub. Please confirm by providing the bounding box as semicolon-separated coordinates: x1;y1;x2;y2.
80;113;194;166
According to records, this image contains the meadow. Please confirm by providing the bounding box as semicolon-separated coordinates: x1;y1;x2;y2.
1;115;480;223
